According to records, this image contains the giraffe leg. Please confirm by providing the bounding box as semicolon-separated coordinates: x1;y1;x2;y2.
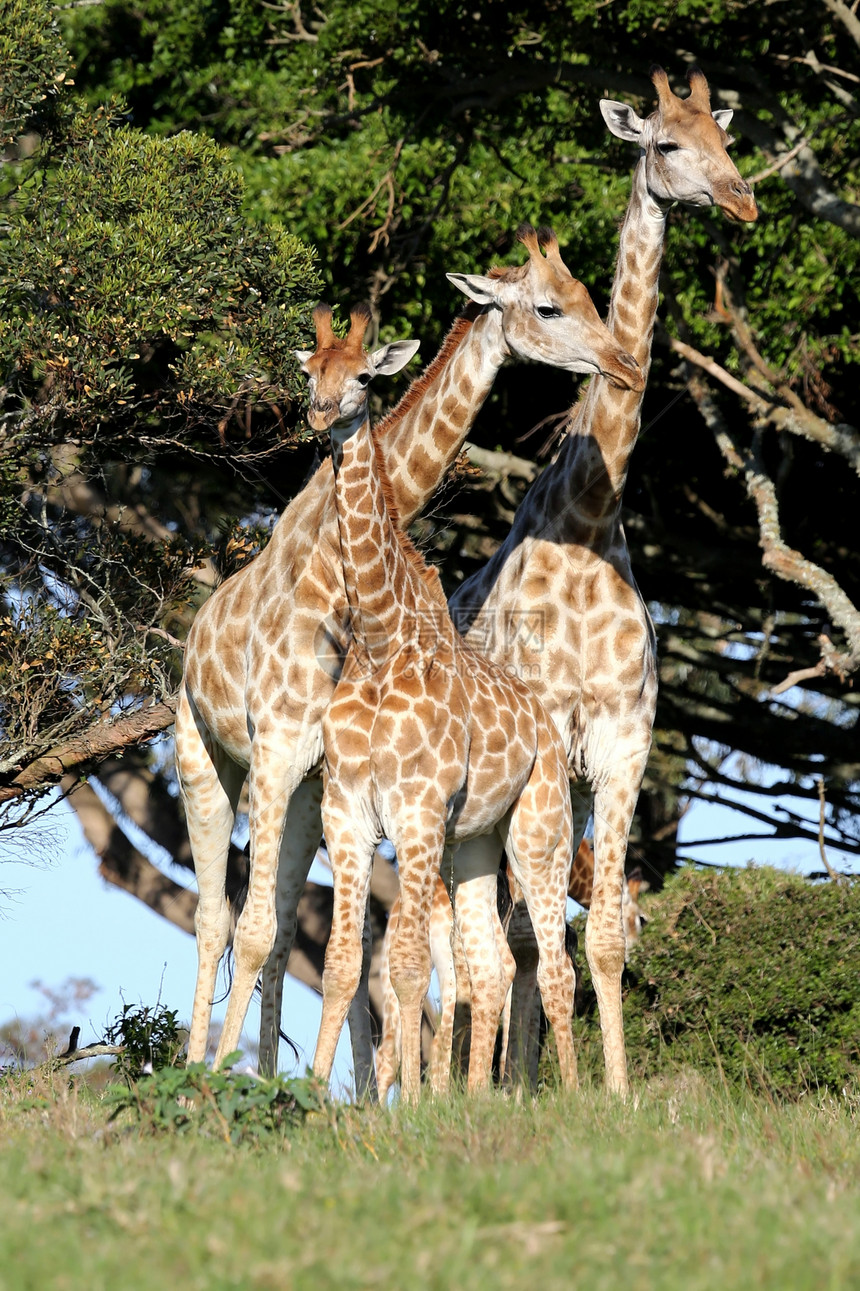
376;895;401;1105
387;823;445;1104
258;778;323;1076
450;911;473;1080
313;788;376;1088
427;875;456;1097
214;751;300;1069
452;832;513;1093
502;785;593;1084
503;897;542;1089
175;687;245;1066
587;767;645;1096
505;781;577;1092
347;891;378;1100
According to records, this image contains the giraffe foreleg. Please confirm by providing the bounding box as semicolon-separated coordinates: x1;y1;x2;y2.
427;873;457;1097
313;788;376;1089
214;756;300;1069
386;822;445;1104
376;894;401;1105
587;765;647;1096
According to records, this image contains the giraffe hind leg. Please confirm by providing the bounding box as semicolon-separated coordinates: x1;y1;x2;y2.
504;788;578;1091
175;687;245;1066
452;831;513;1094
257;777;324;1076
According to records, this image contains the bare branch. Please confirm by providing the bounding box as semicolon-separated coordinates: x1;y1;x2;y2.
817;777;845;883
41;1032;125;1070
0;699;177;806
668;337;860;475
821;0;860;49
684;372;860;680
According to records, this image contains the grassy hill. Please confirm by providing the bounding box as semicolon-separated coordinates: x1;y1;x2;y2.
3;1066;860;1290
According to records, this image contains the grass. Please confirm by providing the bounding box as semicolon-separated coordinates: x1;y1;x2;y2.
3;1067;860;1290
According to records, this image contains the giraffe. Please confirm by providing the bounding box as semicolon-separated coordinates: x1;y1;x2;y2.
300;302;581;1103
175;226;644;1085
446;65;758;1095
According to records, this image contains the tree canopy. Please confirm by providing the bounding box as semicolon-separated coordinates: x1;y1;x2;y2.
1;1;858;987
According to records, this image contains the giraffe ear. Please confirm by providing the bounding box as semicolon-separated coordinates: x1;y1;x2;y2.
446;272;501;306
599;99;646;143
712;108;734;132
293;349;314;372
369;338;421;376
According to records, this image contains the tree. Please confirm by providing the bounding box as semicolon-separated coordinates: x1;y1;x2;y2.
0;0;323;822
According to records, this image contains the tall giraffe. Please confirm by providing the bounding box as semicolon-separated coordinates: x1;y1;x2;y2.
175;226;643;1083
301;302;578;1102
447;66;758;1094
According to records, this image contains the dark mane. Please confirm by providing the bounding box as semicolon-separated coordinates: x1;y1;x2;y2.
373;304;483;445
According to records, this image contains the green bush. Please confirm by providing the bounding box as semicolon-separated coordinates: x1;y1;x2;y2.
104;1002;184;1084
105;1057;327;1143
573;866;860;1100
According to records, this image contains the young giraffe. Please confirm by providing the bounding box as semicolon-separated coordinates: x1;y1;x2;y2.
447;66;758;1095
175;226;644;1083
300;303;580;1102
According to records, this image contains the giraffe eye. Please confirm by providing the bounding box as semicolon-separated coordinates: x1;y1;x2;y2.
535;304;561;320
656;141;680;156
356;372;372;387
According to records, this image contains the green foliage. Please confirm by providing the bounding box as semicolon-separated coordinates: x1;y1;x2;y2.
103;1002;184;1084
0;511;206;777
0;0;74;143
0;118;322;449
574;867;860;1099
106;1057;327;1142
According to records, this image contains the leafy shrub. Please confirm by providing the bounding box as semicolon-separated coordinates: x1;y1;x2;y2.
572;866;860;1100
104;1002;184;1084
106;1057;326;1143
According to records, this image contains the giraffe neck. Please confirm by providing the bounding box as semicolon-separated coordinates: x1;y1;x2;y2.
375;304;508;524
549;161;669;529
332;415;439;672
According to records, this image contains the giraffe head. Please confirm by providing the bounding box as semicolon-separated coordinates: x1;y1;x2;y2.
445;225;645;391
295;303;420;439
600;66;758;222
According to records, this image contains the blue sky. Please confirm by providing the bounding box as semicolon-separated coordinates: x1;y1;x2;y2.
1;767;855;1092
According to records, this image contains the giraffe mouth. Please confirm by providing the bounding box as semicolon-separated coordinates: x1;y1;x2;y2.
604;352;646;393
308;406;339;433
717;187;758;224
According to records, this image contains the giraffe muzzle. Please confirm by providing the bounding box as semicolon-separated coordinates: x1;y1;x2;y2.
718;179;758;224
605;350;646;393
308;399;339;432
